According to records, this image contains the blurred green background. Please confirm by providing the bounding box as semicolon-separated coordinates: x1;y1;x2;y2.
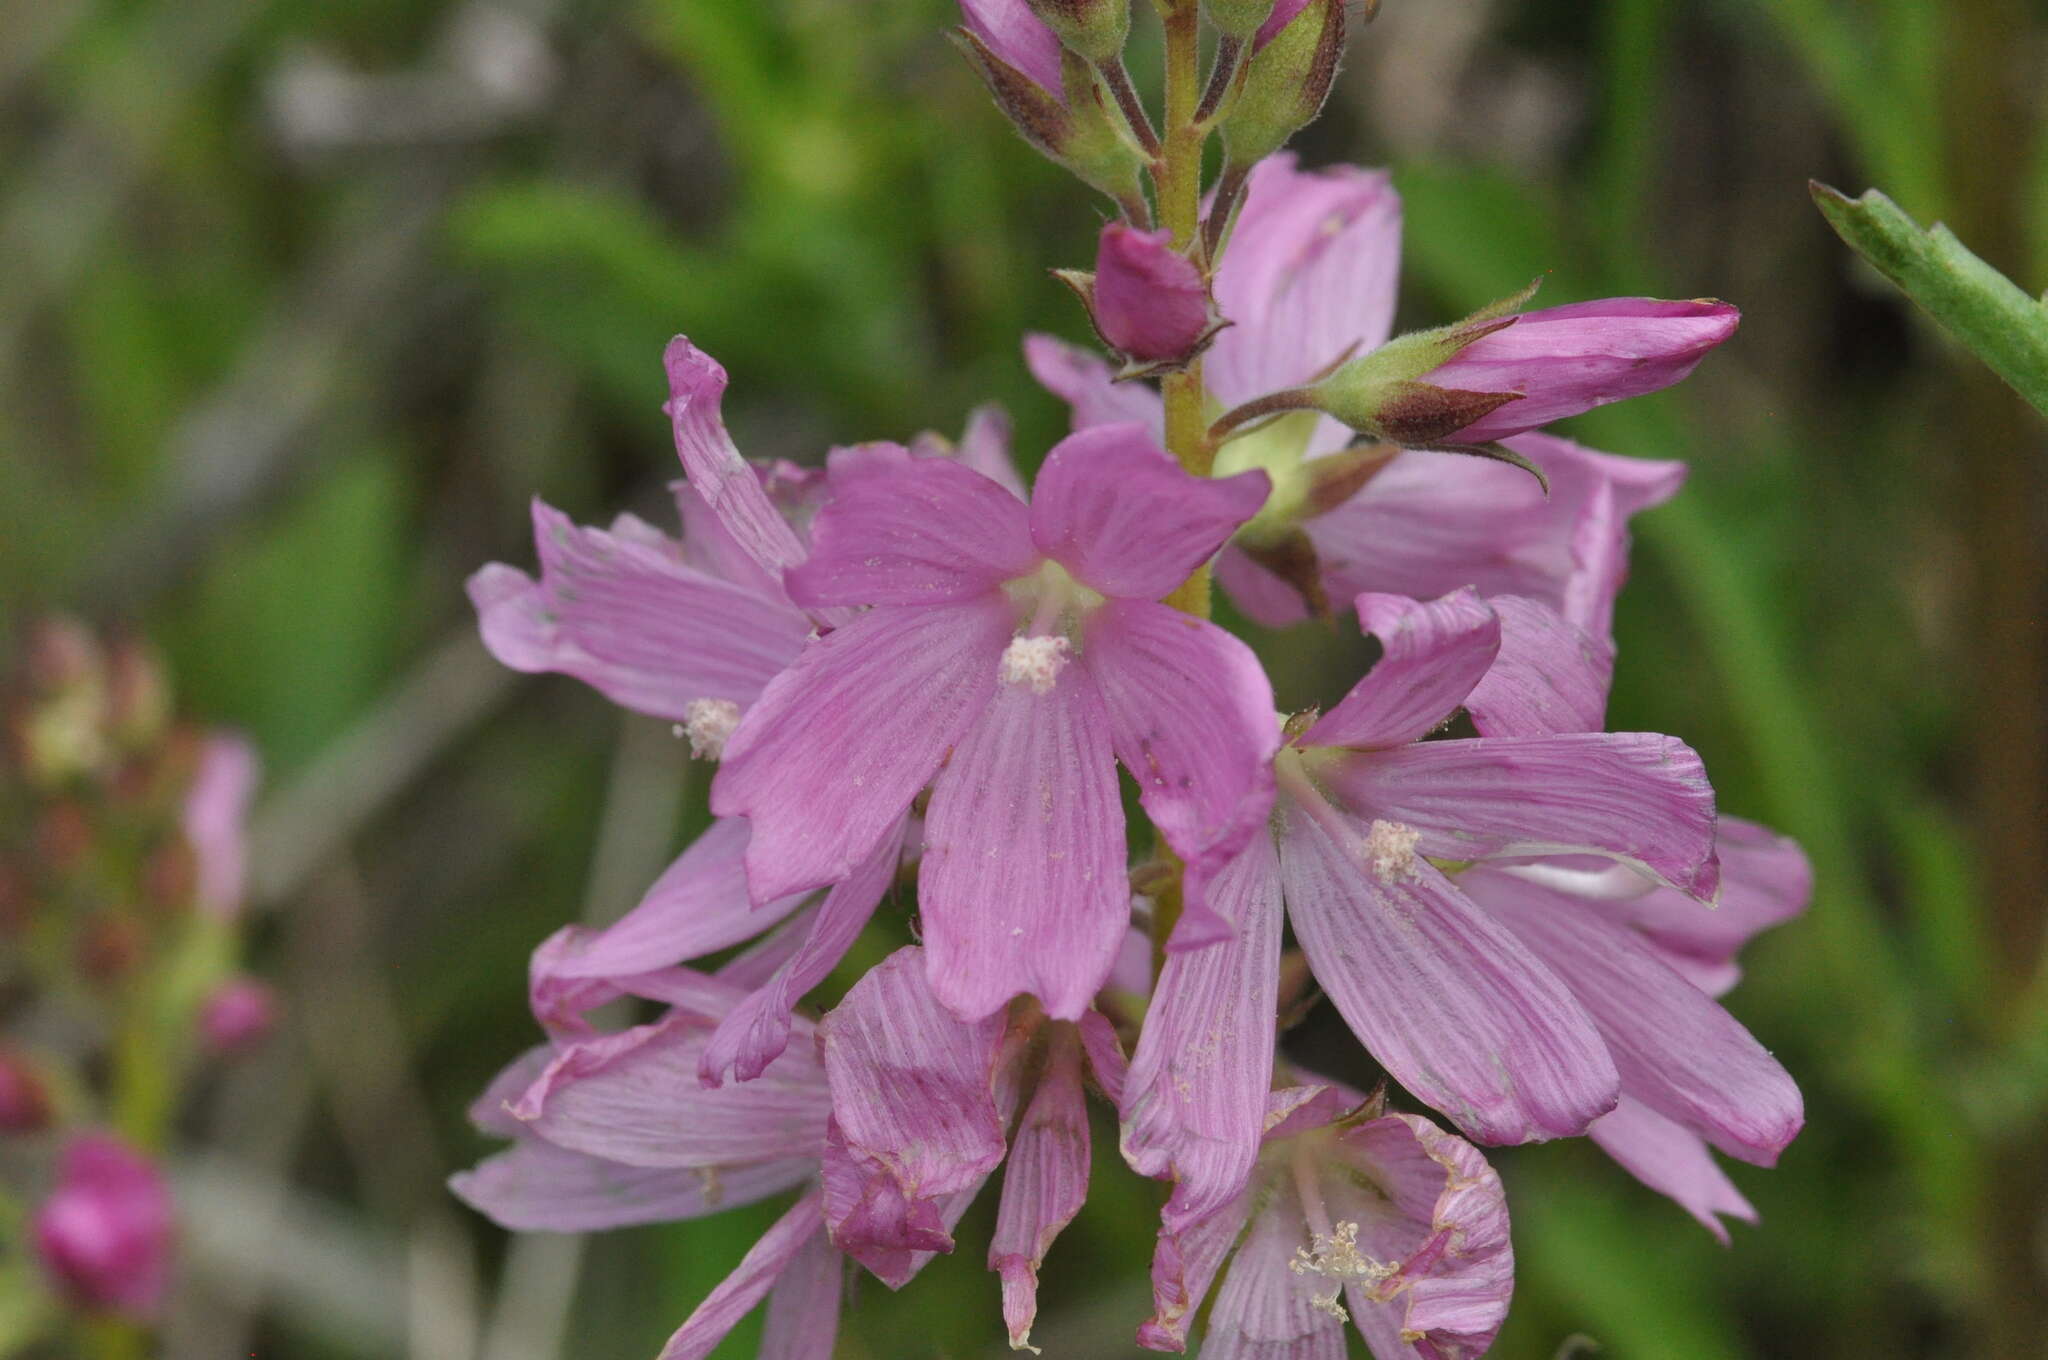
4;0;2047;1355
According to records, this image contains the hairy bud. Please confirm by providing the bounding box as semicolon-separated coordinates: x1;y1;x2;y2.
1025;0;1129;64
1202;0;1281;41
1219;0;1345;168
1056;223;1226;374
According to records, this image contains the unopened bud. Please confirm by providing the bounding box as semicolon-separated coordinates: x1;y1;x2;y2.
16;618;111;786
199;976;278;1056
1025;0;1129;64
32;1134;174;1320
106;638;171;752
1219;0;1345;168
1203;0;1282;41
1056;224;1226;375
76;916;144;985
1301;282;1536;444
0;1048;52;1132
952;32;1147;216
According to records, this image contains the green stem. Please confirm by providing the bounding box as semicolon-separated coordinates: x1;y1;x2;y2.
1157;0;1214;619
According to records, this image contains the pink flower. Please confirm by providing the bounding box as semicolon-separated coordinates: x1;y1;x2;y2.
32;1134;174;1320
702;368;1280;1020
956;0;1064;96
1030;153;1693;631
181;733;258;917
1139;1084;1513;1358
198;976;277;1056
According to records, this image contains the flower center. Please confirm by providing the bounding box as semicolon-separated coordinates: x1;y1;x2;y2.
678;698;741;761
998;636;1071;694
1362;819;1421;884
1289;1220;1396;1321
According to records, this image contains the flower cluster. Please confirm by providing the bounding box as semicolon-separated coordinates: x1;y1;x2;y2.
453;2;1806;1356
0;618;270;1338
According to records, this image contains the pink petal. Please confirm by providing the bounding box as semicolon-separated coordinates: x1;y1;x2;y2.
519;1013;827;1169
1603;817;1812;980
1302;590;1499;750
1092;223;1217;362
1139;1192;1256;1352
182;732;259;918
1588;1097;1758;1244
1121;833;1283;1236
1214;543;1315;629
1201;1184;1348;1360
1029;424;1269;601
919;668;1127;1022
956;0;1063;94
784;453;1037;607
990;1025;1092;1351
1462;595;1614;737
818;950;1008;1258
1081;601;1280;947
713;596;1012;903
472;501;810;720
656;1192;827;1360
759;1221;844;1360
469;1048;554;1138
1279;795;1618;1143
1324;733;1722;901
1208;155;1403;407
1463;865;1803;1164
1024;334;1167;434
954;403;1028;499
698;819;906;1086
671;480;787;601
1425;299;1741;443
32;1134;174;1320
551;819;809;980
1078;1007;1129;1104
819;1122;987;1289
450;1140;811;1233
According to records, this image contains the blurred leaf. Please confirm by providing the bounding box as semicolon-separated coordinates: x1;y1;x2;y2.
1813;183;2048;418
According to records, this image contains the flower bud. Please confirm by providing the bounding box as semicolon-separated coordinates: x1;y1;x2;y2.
106;638;171;752
1202;0;1283;41
199;976;278;1056
1056;224;1226;374
32;1134;174;1319
15;618;111;786
951;32;1148;215
1218;0;1345;169
1024;0;1129;64
0;1048;52;1133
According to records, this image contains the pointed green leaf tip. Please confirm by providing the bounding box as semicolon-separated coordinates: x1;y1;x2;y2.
1811;182;2048;420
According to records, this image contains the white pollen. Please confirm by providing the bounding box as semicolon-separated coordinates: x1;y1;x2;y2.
682;698;742;761
1362;819;1422;884
998;635;1071;694
1289;1221;1396;1320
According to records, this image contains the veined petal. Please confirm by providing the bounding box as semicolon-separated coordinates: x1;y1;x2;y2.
1202;1181;1348;1360
1122;833;1283;1235
1462;595;1614;737
671;480;786;601
784;455;1037;607
1588;1097;1757;1244
955;403;1029;499
714;597;1012;903
1139;1192;1256;1352
990;1026;1093;1352
819;950;1008;1257
1302;591;1499;750
920;668;1127;1022
1324;733;1721;901
552;819;810;980
1462;865;1803;1165
1024;334;1166;435
699;820;906;1086
450;1141;811;1233
1030;425;1269;601
820;1122;988;1289
759;1221;844;1360
957;0;1063;95
1083;601;1279;946
655;1191;827;1360
469;1048;554;1138
1279;795;1618;1143
1602;817;1811;981
470;501;809;720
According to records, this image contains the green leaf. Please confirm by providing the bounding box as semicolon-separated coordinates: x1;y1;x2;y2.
1812;182;2048;419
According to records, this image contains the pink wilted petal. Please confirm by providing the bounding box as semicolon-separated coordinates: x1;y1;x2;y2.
784;455;1037;607
519;1011;827;1169
182;732;258;917
551;818;811;981
1302;590;1500;751
1604;817;1812;982
655;1191;828;1360
1278;796;1618;1143
1425;298;1741;443
1464;864;1803;1165
1589;1097;1758;1244
1207;155;1403;406
759;1220;845;1360
989;1026;1092;1352
1462;595;1614;737
956;0;1063;95
472;501;810;720
1324;732;1722;902
1090;224;1219;363
919;670;1127;1022
1029;424;1269;601
1201;1180;1349;1360
713;596;1012;904
1138;1189;1254;1351
32;1134;174;1320
818;950;1008;1259
450;1140;811;1233
699;819;906;1086
664;339;810;576
819;1123;987;1289
955;403;1029;499
1122;833;1283;1235
1081;601;1279;946
1023;334;1166;435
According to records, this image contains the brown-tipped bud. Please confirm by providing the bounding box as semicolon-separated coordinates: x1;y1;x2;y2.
35;801;95;872
0;1048;52;1133
15;618;111;786
1218;0;1345;169
1025;0;1129;64
1056;223;1228;376
106;638;171;752
77;916;144;985
143;838;198;915
1202;0;1280;40
951;32;1147;215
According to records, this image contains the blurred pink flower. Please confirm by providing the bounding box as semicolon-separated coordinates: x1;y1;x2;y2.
198;976;277;1056
32;1134;174;1320
181;733;258;917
